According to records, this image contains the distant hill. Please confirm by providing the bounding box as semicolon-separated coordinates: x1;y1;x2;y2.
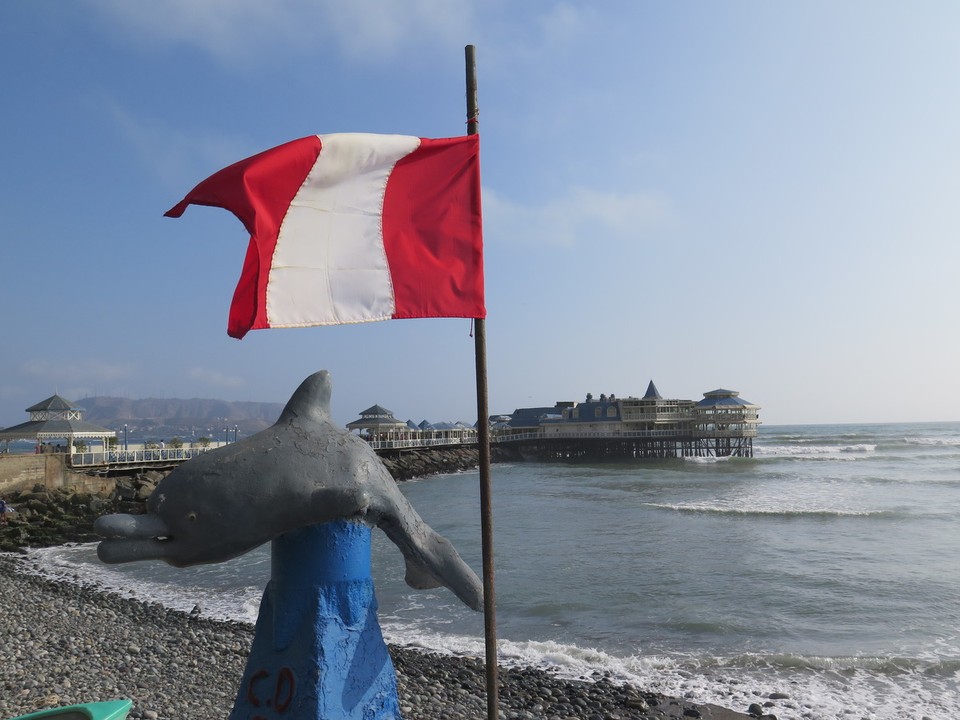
75;396;285;441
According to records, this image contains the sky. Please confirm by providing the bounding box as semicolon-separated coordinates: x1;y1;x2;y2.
2;1;959;428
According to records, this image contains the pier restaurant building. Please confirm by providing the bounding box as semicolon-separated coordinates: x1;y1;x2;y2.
501;382;760;459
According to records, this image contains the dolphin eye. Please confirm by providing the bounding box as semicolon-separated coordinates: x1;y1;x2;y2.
186;511;198;522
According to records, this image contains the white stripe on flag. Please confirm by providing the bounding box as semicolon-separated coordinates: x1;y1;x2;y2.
266;133;422;327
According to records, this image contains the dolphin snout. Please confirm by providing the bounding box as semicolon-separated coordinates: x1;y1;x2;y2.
95;513;171;540
95;513;177;565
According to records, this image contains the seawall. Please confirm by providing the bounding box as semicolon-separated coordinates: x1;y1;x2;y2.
377;444;519;481
0;455;114;497
0;444;522;496
0;445;521;551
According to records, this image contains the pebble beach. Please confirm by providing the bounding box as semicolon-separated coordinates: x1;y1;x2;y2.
0;555;753;720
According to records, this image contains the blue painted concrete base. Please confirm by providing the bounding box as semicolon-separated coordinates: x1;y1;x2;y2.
229;521;401;720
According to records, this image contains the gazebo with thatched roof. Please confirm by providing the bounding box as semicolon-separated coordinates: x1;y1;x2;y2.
0;394;116;453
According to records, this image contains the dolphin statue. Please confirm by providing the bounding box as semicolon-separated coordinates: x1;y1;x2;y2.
94;370;483;611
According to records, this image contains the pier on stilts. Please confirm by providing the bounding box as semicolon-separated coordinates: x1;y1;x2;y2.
495;432;754;461
492;384;760;462
2;384;759;479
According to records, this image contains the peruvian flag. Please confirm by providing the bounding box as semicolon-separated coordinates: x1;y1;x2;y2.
165;133;484;339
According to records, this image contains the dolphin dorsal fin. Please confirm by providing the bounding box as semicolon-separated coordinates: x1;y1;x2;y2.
279;370;332;424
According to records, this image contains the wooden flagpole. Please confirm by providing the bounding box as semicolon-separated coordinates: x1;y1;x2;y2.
465;43;499;720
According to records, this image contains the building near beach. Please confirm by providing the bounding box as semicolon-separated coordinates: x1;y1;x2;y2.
0;394;116;453
504;381;760;459
344;383;760;459
346;404;408;437
346;405;479;449
693;388;762;451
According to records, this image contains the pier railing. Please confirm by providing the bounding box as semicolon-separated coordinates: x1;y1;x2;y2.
68;447;214;468
366;435;479;451
497;429;696;442
62;425;758;468
694;428;759;439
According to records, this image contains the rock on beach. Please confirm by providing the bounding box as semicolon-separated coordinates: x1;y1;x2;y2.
0;482;150;553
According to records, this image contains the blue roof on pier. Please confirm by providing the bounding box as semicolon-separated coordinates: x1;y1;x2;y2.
509;406;562;427
696;389;757;408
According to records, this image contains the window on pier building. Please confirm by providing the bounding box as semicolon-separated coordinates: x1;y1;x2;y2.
594;407;602;418
606;406;617;417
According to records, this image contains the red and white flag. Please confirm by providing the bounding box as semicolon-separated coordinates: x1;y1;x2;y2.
166;133;484;339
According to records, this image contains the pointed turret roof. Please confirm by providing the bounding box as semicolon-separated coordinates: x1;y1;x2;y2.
357;404;394;418
26;394;78;413
346;404;407;431
642;380;662;401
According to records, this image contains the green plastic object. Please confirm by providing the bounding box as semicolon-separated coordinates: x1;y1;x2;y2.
9;700;132;720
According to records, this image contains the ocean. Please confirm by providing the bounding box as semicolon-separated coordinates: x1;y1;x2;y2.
14;422;960;719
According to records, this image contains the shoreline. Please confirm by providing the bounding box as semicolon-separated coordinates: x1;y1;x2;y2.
0;555;754;720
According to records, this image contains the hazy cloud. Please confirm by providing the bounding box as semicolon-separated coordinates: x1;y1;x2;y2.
0;385;27;401
482;185;668;246
20;359;135;385
89;0;474;63
104;100;250;190
14;359;136;403
187;367;246;389
537;3;592;46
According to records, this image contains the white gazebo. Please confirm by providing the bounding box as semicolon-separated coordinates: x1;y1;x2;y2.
346;404;409;440
0;394;116;453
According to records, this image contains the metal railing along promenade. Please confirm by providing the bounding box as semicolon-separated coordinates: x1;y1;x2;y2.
68;447;215;468
66;425;757;467
366;435;477;451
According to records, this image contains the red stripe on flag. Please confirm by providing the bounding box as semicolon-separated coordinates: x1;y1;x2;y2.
166;134;485;337
383;136;485;320
165;136;323;339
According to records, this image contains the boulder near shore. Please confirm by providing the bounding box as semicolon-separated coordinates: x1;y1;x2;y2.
0;475;159;552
